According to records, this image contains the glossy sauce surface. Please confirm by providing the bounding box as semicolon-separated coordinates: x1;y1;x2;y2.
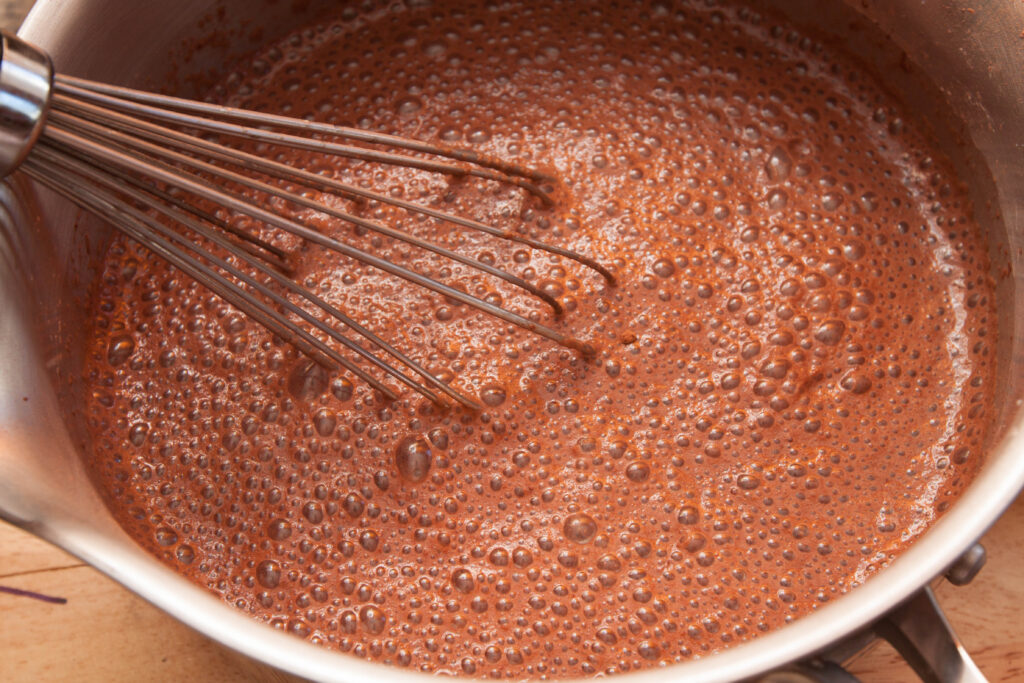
82;0;996;677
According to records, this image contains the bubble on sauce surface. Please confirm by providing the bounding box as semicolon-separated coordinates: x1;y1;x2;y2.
127;422;149;446
562;513;597;543
651;258;675;277
427;428;449;449
764;147;792;181
267;518;292;541
175;544;195;565
313;409;337;436
154;527;178;546
451;568;475;593
677;505;700;525
395;435;432;482
625;461;651;482
343;493;365;518
302;502;325;524
396;96;422;115
359;605;387;634
479;384;507;407
256;560;281;588
359;529;380;551
288;360;328;401
107;335;136;366
512;547;534;567
814;320;846;346
840;372;873;394
330;376;353;401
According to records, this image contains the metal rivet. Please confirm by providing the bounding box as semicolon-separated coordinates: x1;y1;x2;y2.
945;543;986;586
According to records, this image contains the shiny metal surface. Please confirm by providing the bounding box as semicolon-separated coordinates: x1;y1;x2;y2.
874;587;987;683
756;661;861;683
944;544;988;587
1;1;1022;682
0;29;51;175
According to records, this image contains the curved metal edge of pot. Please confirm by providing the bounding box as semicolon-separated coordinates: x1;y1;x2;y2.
4;0;1023;682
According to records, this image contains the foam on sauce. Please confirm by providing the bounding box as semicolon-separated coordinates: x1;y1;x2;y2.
82;0;996;676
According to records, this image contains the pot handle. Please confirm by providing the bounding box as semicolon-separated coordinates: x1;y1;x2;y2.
872;584;987;683
761;544;989;683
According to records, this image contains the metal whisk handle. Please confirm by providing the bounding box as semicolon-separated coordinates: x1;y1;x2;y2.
0;30;52;177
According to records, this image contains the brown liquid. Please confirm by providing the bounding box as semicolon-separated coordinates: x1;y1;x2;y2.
82;0;996;677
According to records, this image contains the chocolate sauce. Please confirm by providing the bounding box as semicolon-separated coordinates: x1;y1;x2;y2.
82;0;996;676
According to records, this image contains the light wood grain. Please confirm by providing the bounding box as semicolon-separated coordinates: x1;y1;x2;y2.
0;0;32;31
0;523;253;682
1;495;1022;681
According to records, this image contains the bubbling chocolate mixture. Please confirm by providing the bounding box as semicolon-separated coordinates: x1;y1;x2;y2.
82;0;996;677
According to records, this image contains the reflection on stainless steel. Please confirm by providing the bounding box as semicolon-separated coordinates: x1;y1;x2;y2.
874;587;987;683
0;29;51;175
944;543;988;587
757;661;861;683
0;1;1022;682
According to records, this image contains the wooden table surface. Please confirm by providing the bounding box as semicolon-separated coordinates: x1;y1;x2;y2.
1;0;1022;680
0;0;29;31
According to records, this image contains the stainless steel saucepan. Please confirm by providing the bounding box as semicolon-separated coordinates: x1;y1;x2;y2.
1;1;1021;681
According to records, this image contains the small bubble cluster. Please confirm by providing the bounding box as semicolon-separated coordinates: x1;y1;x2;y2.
81;0;996;678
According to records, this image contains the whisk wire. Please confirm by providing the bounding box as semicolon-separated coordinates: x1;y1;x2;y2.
103;175;295;273
28;144;483;408
51;91;614;288
54;77;554;202
55;74;555;185
41;117;598;356
58;102;566;313
26;152;447;403
27;159;396;394
52;103;565;315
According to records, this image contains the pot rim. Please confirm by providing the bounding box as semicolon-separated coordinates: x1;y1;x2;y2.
12;1;1024;681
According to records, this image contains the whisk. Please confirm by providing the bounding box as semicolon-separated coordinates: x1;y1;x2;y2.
0;30;613;410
